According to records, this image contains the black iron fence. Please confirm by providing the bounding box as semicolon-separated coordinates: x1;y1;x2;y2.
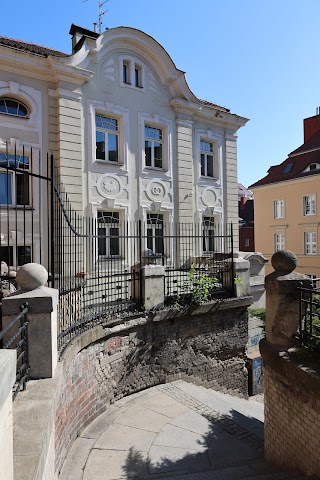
0;147;236;356
299;280;320;350
0;302;29;399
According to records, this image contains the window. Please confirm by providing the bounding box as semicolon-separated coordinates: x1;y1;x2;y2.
123;61;130;84
203;217;215;253
303;195;316;216
245;239;250;247
0;245;31;267
97;211;120;257
200;141;214;177
307;274;318;288
145;126;163;169
283;163;294;174
0;153;29;205
147;213;164;255
274;199;284;219
0;98;28;117
95;115;119;162
135;64;142;88
274;233;285;252
309;163;318;171
304;232;317;255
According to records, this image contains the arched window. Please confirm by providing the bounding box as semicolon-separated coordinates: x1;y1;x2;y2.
0;98;28;117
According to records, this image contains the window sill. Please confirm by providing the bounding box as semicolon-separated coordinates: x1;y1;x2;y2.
200;175;219;181
0;205;33;210
144;166;165;172
95;159;124;167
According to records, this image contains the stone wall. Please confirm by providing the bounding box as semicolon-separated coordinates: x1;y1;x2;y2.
55;297;250;473
261;340;320;477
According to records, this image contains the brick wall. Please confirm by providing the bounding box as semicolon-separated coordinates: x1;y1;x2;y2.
55;297;250;473
261;340;320;477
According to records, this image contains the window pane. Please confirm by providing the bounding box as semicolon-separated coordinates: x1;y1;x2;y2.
200;141;213;153
201;154;205;176
5;99;18;115
108;133;118;162
0;246;13;266
16;174;29;205
147;228;153;251
145;126;162;140
145;141;152;166
154;143;162;168
95;115;118;131
0;153;29;168
96;131;105;160
0;173;12;204
110;227;120;255
98;227;106;256
207;155;214;177
17;246;32;266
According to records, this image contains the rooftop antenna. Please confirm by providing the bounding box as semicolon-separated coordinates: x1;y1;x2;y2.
98;0;109;33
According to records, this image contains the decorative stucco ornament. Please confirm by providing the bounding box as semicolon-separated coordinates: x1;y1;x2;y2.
97;174;123;199
146;180;167;202
202;188;217;207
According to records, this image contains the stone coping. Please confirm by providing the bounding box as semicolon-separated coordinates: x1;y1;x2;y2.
61;296;253;363
259;338;320;397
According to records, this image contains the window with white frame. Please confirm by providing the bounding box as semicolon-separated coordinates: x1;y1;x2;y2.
0;245;31;267
304;232;317;255
97;211;120;257
303;195;316;216
121;58;144;89
95;115;119;162
0;153;29;206
202;216;215;253
147;213;164;255
145;126;163;169
245;239;250;247
274;199;284;219
0;97;29;118
306;274;318;288
200;141;215;178
274;233;285;252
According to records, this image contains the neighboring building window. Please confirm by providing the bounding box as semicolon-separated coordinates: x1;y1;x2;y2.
97;211;120;257
147;213;164;254
274;233;285;251
95;115;119;162
200;141;214;177
304;232;317;255
0;245;31;267
145;126;163;169
0;98;28;117
202;216;215;253
283;163;294;174
303;195;316;216
309;163;318;171
274;199;284;219
307;274;318;288
0;153;29;205
245;239;250;247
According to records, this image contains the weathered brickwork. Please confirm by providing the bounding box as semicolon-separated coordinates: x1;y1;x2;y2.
55;300;249;473
263;362;320;477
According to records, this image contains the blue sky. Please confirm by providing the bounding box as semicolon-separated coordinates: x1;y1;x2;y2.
2;0;320;187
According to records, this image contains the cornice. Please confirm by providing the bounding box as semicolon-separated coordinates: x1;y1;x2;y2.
170;98;248;130
251;171;320;191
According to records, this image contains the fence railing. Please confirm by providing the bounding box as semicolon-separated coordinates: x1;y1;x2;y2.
299;280;320;350
0;302;29;399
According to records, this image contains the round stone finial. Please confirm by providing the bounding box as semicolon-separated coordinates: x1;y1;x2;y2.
16;263;48;290
271;250;297;274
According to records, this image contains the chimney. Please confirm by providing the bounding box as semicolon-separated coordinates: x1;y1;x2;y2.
303;108;320;143
69;24;100;54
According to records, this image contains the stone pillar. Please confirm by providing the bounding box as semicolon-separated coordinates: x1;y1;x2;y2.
2;263;59;379
142;265;165;310
264;250;311;349
233;256;251;297
0;350;16;480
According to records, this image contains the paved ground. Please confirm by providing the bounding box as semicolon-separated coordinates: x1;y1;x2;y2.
59;381;306;480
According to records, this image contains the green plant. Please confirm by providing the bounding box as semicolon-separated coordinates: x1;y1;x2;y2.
248;308;266;323
178;263;218;306
234;275;243;286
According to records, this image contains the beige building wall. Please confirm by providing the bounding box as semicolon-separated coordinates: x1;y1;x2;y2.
253;174;320;276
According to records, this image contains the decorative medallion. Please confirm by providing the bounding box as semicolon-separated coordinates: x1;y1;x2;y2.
146;180;167;202
148;71;166;106
202;188;217;207
97;174;123;199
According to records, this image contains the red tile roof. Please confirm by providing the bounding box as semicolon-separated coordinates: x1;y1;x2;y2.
250;126;320;189
0;36;69;58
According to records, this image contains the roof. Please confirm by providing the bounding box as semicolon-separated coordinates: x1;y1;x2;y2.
199;99;230;113
289;129;320;156
0;36;69;58
250;145;320;189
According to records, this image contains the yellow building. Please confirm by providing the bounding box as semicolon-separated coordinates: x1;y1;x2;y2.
250;113;320;277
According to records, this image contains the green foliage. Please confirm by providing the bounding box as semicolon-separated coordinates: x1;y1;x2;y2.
303;294;320;352
178;263;218;306
234;276;243;286
248;308;266;323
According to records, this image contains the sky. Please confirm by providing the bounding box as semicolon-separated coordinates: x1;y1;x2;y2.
1;0;320;188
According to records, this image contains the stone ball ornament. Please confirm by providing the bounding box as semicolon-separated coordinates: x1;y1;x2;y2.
271;250;297;274
16;263;48;290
